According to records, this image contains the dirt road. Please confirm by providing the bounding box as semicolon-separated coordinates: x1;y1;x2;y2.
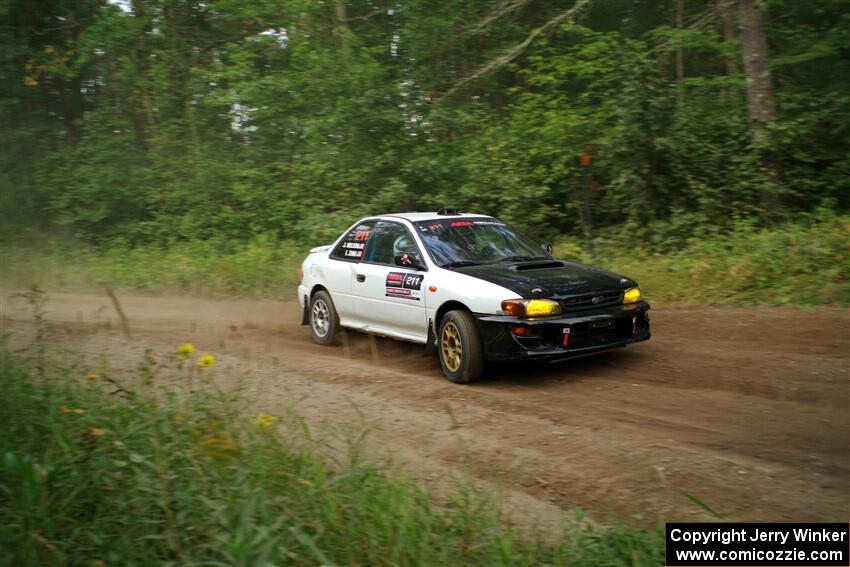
2;291;848;526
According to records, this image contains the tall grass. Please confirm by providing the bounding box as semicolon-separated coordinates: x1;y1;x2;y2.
2;235;305;298
0;336;664;566
3;214;847;305
555;213;850;306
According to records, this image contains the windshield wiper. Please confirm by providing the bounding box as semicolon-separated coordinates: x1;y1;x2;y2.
497;255;550;263
441;260;481;268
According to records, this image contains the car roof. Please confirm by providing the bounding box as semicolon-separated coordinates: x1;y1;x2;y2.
376;212;494;223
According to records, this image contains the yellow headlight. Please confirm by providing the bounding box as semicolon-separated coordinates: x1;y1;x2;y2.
623;287;642;304
501;298;563;317
526;299;562;317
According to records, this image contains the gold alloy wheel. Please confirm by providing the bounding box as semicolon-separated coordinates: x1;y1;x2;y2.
440;322;462;373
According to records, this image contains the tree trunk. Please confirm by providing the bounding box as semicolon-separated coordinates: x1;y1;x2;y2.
738;0;775;129
131;0;155;146
719;0;739;77
334;1;352;62
675;0;684;101
738;0;780;210
335;2;349;28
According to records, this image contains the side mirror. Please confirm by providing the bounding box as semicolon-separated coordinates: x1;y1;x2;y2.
394;252;426;271
542;243;553;255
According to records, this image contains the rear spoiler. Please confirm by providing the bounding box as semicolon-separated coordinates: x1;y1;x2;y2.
309;245;332;254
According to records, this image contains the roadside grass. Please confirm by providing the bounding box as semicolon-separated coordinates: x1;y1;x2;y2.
0;334;664;566
554;213;850;306
2;235;305;298
3;214;847;305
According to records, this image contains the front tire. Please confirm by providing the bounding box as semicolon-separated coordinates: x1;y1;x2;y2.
309;290;339;346
438;310;485;383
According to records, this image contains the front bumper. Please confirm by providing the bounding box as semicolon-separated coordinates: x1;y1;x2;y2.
475;301;650;362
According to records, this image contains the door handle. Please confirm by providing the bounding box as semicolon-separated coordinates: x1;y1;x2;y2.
356;274;366;283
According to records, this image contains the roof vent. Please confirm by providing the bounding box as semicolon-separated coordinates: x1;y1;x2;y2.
437;207;462;215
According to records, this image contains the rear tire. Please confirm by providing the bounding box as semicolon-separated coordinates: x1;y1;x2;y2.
309;290;339;346
438;310;485;383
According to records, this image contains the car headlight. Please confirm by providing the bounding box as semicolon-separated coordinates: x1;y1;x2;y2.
501;298;562;318
623;287;642;304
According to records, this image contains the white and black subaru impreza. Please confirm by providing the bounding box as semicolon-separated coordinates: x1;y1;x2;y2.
298;209;650;383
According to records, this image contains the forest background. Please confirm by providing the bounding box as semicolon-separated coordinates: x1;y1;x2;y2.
2;0;848;304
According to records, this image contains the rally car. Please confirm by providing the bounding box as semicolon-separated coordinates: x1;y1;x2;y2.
297;209;650;383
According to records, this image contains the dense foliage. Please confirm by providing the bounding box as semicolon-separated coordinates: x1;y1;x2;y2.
2;0;848;248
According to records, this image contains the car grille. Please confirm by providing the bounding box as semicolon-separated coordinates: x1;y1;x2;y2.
557;290;621;311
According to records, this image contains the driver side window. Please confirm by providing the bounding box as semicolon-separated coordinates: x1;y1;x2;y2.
362;221;420;266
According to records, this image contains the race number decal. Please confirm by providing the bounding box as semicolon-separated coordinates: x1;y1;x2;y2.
337;224;371;259
386;272;423;300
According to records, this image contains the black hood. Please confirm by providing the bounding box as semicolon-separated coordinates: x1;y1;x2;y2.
451;259;635;299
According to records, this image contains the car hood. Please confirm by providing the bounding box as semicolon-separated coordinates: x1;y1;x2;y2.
450;260;634;299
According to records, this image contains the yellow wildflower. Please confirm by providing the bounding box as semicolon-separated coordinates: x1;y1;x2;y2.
255;413;278;428
59;405;86;414
197;354;215;369
177;343;195;360
84;372;99;381
87;427;108;438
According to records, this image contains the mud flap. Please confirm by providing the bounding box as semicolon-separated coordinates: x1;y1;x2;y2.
424;318;437;356
300;295;309;326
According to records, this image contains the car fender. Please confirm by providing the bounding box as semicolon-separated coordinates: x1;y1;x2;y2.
298;247;332;313
301;246;333;286
426;267;517;323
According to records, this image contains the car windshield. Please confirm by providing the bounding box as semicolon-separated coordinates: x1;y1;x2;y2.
414;218;550;267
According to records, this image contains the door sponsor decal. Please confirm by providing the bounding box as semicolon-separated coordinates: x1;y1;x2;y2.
386;272;423;301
